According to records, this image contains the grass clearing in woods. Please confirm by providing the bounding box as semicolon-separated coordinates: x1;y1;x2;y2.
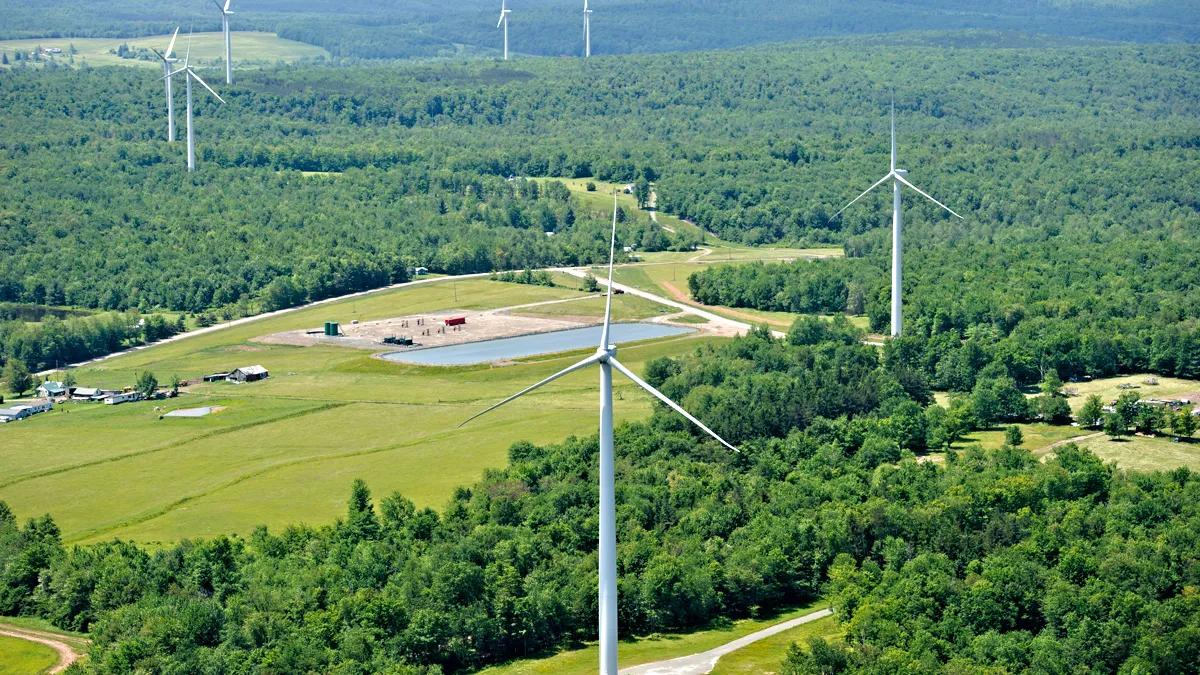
0;32;328;70
477;600;831;675
0;277;723;545
0;634;59;675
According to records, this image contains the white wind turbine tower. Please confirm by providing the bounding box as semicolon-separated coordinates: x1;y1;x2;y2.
460;192;738;675
497;0;512;60
152;28;181;142
583;0;592;57
213;0;234;84
164;35;225;172
834;97;964;336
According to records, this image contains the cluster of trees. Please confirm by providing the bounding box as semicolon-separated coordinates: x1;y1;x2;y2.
1;330;1197;673
0;310;183;374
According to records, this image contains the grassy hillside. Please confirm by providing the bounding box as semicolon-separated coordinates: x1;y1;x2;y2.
0;32;328;70
0;277;719;544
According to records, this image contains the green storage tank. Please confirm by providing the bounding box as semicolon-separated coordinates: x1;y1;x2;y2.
328;321;339;336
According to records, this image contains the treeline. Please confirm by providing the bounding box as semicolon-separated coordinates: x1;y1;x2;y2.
3;0;1197;55
0;311;183;374
1;330;1197;673
687;237;1200;387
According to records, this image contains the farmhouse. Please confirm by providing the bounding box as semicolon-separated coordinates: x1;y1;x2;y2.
228;365;269;383
37;381;68;398
414;267;429;276
71;387;104;401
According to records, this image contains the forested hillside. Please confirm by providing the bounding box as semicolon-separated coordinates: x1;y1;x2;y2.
1;330;1197;673
2;36;1197;373
2;0;1198;58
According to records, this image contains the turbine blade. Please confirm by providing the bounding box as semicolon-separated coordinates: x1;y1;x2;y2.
600;190;618;348
498;13;505;27
164;67;186;80
190;70;225;103
213;0;225;12
833;172;893;219
609;357;739;453
150;47;168;63
166;26;179;58
224;0;232;11
458;353;603;428
894;174;965;219
184;30;192;67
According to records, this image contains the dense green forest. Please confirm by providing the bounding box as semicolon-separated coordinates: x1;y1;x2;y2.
2;37;1197;373
1;330;1197;673
1;0;1197;58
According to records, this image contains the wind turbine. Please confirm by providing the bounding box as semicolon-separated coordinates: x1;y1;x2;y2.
460;192;738;675
583;0;592;57
497;0;512;60
164;35;225;172
833;97;964;336
213;0;234;84
151;27;180;142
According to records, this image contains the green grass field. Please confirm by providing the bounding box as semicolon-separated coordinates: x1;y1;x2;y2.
478;601;830;675
1061;374;1199;412
0;634;59;675
1072;435;1200;473
0;618;89;652
514;292;676;321
0;32;328;70
0;277;723;545
709;614;842;675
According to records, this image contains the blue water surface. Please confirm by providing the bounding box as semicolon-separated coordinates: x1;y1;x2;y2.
381;323;693;366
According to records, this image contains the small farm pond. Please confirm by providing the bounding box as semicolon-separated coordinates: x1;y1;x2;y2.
381;323;694;366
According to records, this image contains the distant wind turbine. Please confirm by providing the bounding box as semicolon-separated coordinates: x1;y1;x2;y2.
583;0;592;57
213;0;234;84
497;0;512;60
834;96;964;336
152;27;180;142
162;34;224;172
460;192;738;675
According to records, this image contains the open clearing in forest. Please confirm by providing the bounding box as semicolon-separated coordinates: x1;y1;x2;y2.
1070;434;1200;473
0;634;60;675
0;32;328;70
0;277;721;545
477;600;831;675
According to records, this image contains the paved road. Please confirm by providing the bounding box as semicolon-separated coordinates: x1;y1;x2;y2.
0;623;89;674
620;607;834;675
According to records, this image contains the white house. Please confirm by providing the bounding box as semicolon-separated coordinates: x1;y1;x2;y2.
103;391;142;405
72;387;103;401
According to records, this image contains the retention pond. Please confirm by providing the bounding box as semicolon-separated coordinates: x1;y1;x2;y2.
380;323;694;366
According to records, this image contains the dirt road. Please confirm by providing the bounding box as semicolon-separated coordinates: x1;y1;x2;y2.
620;607;834;675
0;623;88;674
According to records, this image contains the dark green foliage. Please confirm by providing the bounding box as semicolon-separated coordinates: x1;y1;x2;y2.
3;358;32;395
1005;424;1023;447
0;333;1197;673
134;370;156;397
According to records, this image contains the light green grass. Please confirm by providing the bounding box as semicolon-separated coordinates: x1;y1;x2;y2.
0;32;327;71
0;618;90;652
955;423;1090;451
670;314;710;324
0;278;724;544
0;634;59;675
1071;435;1200;473
1061;374;1199;412
514;293;673;321
479;601;829;675
709;614;843;675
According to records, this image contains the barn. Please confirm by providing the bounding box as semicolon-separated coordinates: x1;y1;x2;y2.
228;365;269;383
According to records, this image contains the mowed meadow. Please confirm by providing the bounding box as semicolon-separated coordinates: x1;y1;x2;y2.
0;277;720;545
0;31;328;69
